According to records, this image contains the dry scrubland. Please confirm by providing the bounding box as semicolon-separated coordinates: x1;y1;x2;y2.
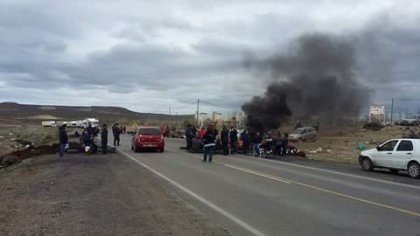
0;124;59;157
284;125;415;165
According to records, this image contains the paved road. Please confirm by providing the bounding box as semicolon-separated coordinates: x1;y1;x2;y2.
118;136;420;236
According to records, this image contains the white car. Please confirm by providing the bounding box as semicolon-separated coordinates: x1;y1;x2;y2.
359;139;420;178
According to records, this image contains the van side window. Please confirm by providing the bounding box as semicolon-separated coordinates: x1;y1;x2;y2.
396;140;413;151
379;140;398;151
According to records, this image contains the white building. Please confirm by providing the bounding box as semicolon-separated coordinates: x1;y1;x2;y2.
369;105;385;125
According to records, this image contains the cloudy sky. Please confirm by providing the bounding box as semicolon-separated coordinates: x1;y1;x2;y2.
0;0;419;115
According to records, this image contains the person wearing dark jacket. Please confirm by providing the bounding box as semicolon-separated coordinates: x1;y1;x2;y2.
112;123;121;146
185;124;194;150
251;132;263;157
202;125;217;162
281;133;289;155
241;129;250;155
221;125;229;155
58;124;68;158
101;124;108;154
229;126;238;154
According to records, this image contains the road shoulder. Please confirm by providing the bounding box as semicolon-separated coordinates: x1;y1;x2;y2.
0;153;231;236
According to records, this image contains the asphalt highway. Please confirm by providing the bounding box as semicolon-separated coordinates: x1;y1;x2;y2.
118;136;420;236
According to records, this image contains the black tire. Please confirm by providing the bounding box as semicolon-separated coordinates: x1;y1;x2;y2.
407;162;420;179
134;146;140;153
131;143;134;150
361;157;374;171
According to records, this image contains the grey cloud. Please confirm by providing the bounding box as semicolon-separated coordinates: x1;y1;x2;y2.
1;0;420;114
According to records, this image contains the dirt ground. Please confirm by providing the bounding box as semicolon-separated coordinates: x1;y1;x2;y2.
0;124;58;157
286;125;417;165
0;154;230;236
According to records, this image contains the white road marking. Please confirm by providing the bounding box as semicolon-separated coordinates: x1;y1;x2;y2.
224;164;291;184
117;149;267;236
232;156;420;190
224;162;420;218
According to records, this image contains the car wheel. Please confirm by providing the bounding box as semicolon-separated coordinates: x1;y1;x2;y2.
407;162;420;178
134;146;140;153
131;143;134;150
361;157;374;171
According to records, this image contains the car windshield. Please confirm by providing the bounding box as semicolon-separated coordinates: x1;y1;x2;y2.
139;128;161;135
378;140;398;151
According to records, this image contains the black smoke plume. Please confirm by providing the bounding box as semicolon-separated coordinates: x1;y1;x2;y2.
242;34;369;131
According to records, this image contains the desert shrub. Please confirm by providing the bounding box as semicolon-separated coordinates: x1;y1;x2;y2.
363;122;384;131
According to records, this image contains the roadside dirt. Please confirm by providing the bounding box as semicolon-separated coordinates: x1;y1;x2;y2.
281;125;417;165
0;153;230;236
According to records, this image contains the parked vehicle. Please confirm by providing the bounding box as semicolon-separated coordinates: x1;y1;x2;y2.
289;127;317;142
400;118;419;126
131;126;165;152
170;129;186;139
41;121;56;127
358;138;420;178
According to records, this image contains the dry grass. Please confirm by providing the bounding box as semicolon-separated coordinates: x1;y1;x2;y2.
0;124;59;156
286;125;417;165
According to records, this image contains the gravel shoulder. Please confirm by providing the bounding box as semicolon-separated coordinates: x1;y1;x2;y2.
0;153;230;236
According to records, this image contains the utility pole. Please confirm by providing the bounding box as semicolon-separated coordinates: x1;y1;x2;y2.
169;106;171;115
390;98;394;123
196;99;200;127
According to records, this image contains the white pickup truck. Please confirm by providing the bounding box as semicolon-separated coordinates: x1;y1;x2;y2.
359;139;420;178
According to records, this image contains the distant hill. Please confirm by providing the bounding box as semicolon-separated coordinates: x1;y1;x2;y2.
0;102;194;125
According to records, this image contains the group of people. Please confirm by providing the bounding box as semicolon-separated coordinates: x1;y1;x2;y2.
185;123;292;162
251;132;290;157
57;122;126;157
220;125;241;155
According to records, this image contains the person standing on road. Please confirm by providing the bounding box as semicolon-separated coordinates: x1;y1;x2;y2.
251;132;263;157
281;133;289;156
58;124;68;158
112;123;121;146
221;125;229;155
185;124;194;150
101;124;108;155
229;126;238;154
241;129;250;155
202;124;217;162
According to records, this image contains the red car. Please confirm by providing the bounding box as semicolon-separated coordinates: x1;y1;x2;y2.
131;126;165;152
